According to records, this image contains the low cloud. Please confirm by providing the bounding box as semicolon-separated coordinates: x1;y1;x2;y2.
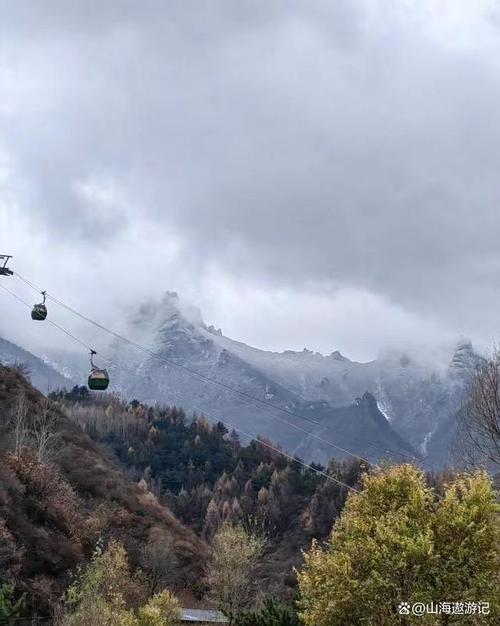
2;1;500;360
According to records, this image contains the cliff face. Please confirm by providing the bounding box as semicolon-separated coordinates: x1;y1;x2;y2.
0;365;207;615
292;392;416;464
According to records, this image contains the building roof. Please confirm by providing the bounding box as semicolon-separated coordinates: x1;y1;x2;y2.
181;608;229;623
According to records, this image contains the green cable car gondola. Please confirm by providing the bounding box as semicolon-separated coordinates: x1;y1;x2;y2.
31;291;47;321
88;350;110;391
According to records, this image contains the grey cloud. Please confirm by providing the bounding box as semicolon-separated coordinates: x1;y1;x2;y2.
2;1;500;357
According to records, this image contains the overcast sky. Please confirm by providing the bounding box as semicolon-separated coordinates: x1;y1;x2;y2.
1;0;500;362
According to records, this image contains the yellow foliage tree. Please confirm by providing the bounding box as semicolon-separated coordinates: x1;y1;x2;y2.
137;590;181;626
63;540;137;626
297;465;499;626
61;540;180;626
207;523;265;617
431;472;500;612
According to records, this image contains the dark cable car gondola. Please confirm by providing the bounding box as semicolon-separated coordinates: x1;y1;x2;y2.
88;350;110;391
31;291;47;321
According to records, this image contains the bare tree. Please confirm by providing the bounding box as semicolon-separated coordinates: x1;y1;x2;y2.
139;528;179;593
12;391;29;454
32;396;59;463
12;361;31;382
459;350;500;469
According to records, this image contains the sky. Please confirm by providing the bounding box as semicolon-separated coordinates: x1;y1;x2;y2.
1;0;500;362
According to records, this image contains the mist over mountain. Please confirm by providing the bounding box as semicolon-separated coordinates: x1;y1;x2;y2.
4;291;478;468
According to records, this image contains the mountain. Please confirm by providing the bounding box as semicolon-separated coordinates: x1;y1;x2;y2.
101;293;422;465
12;292;480;467
0;365;206;615
294;392;416;464
0;336;72;393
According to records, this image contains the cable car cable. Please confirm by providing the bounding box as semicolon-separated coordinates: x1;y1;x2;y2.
15;272;415;465
0;283;95;353
14;272;438;465
173;394;361;491
15;272;323;421
152;376;361;492
13;272;409;468
24;272;434;471
7;276;377;468
0;282;360;491
367;441;427;465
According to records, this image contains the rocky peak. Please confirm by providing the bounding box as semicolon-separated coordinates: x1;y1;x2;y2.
157;291;204;328
206;325;223;336
355;391;378;410
329;350;350;362
140;292;214;361
449;339;481;373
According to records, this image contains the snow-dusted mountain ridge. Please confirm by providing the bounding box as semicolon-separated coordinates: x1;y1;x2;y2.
3;292;479;467
103;292;476;466
0;337;72;393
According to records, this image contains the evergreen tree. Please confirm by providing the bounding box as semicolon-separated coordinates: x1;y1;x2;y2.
0;584;24;623
234;598;302;626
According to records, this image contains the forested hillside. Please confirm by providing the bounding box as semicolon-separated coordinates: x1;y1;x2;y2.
1;368;498;624
0;367;206;618
51;385;366;595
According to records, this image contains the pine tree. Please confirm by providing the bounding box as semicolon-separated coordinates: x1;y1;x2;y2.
0;584;24;622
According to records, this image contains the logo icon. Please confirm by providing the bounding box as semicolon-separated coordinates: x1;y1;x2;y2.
398;602;410;615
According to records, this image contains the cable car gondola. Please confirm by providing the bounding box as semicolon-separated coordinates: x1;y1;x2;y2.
88;350;110;391
31;291;47;321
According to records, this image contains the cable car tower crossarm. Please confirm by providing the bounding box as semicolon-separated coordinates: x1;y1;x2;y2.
0;255;13;276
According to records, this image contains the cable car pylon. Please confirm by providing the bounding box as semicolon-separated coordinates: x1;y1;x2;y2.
0;255;13;277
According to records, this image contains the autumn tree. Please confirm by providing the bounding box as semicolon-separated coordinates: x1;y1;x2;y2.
0;518;22;583
298;465;499;626
60;539;181;626
459;351;500;469
139;528;179;593
12;391;29;453
430;471;500;614
136;590;181;626
61;540;139;626
32;396;59;463
207;523;265;618
203;498;221;540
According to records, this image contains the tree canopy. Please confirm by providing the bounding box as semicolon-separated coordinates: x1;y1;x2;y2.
62;540;181;626
298;465;499;625
207;523;265;618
